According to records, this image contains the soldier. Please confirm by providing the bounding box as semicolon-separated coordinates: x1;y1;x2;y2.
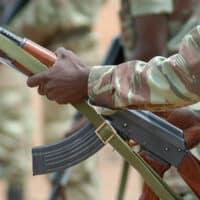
0;70;33;200
0;1;34;200
9;0;105;199
0;68;33;200
119;0;200;199
26;22;200;109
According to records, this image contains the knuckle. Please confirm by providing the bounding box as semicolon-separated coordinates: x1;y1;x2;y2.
55;47;69;58
56;47;65;53
65;49;74;55
38;87;44;95
47;94;54;100
56;100;63;104
56;98;66;104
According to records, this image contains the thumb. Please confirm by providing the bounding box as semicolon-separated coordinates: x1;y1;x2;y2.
27;71;48;87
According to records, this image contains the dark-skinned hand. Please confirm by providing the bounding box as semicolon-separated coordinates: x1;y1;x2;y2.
27;47;90;104
129;108;200;149
155;108;200;149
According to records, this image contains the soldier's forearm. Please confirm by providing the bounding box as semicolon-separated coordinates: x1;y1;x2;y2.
2;26;200;111
133;14;168;61
88;55;198;111
88;26;200;110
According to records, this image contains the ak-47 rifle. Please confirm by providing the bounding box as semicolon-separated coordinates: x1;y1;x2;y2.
0;28;199;199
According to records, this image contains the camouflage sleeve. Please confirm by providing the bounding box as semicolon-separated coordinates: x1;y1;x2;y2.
7;0;59;43
88;26;200;111
130;0;174;16
8;0;104;44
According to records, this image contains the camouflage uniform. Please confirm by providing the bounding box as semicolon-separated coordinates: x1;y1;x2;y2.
117;1;200;198
9;0;103;199
0;2;34;199
0;67;33;198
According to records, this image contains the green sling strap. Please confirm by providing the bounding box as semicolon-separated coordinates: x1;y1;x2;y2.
0;34;181;200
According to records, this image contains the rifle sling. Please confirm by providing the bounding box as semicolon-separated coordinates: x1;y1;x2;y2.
0;34;181;200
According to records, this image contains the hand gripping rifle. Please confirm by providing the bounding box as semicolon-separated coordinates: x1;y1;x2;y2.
0;28;199;199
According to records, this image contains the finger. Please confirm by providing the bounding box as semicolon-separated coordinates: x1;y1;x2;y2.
183;126;200;149
128;139;138;147
38;84;45;95
27;71;48;87
55;48;77;62
55;47;69;58
46;91;56;101
56;97;69;105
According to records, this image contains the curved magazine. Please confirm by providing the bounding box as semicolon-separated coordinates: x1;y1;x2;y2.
32;123;104;175
32;110;186;175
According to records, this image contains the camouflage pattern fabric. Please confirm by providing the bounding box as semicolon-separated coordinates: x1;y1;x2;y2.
0;66;33;185
9;0;104;199
88;26;200;111
64;156;99;200
9;0;103;64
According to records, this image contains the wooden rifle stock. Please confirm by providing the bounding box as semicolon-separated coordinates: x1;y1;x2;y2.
9;38;56;76
140;151;200;199
177;152;200;198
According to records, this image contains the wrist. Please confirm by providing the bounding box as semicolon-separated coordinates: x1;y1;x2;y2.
81;67;90;98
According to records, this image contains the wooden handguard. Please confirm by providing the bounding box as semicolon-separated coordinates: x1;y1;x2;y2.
4;39;56;76
139;150;200;199
23;39;56;67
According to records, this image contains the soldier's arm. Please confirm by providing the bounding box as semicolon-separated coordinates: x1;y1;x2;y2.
132;14;168;61
88;26;200;111
128;0;173;61
27;26;200;111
